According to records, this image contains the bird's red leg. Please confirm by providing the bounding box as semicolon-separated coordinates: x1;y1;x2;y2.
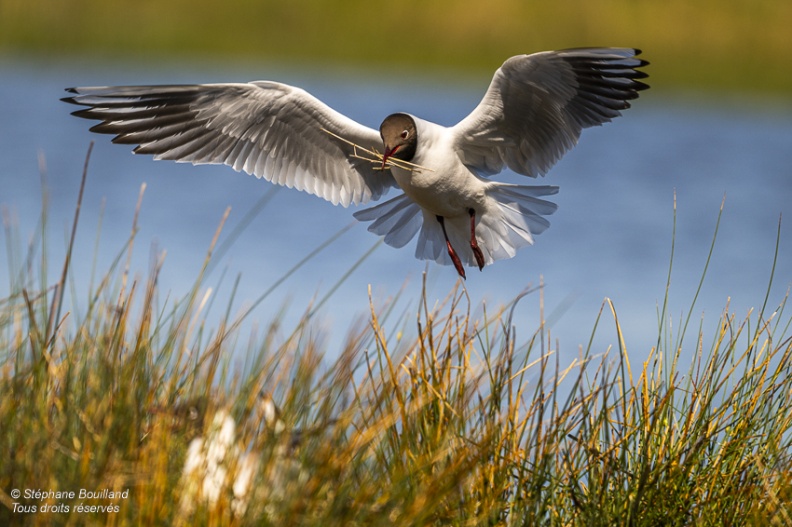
436;215;466;279
469;209;485;271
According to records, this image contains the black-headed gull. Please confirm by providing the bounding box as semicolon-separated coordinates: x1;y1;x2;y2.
63;48;648;278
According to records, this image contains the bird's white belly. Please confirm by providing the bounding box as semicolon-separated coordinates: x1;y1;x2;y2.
391;164;486;219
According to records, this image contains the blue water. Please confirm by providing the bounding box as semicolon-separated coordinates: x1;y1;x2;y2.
2;57;791;368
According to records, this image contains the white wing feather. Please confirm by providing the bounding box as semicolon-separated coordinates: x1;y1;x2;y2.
452;48;648;178
64;82;397;206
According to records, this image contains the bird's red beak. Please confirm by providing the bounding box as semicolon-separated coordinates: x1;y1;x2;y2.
381;145;400;170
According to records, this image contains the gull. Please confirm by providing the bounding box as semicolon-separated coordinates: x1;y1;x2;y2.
63;48;648;279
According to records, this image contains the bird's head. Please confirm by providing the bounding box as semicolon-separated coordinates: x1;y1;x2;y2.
379;113;417;170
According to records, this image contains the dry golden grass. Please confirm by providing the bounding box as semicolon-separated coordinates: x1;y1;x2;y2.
2;152;792;525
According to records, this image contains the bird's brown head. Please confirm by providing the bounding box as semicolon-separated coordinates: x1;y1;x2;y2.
379;113;417;170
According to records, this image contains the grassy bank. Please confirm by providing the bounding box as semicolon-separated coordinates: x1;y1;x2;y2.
2;156;792;526
2;0;792;95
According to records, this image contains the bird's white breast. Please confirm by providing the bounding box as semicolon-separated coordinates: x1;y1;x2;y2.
390;117;487;218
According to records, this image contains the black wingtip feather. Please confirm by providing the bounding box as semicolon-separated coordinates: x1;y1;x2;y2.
61;88;82;105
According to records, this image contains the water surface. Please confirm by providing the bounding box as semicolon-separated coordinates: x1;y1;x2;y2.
2;57;791;367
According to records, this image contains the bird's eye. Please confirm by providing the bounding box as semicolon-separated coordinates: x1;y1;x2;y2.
400;130;409;139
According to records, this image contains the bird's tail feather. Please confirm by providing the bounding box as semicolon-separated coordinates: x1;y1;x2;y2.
354;183;558;267
353;194;422;248
476;183;558;264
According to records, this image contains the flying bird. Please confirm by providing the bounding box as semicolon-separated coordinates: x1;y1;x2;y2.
63;48;649;279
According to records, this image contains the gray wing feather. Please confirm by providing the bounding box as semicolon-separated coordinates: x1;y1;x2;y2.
63;82;396;206
452;48;649;178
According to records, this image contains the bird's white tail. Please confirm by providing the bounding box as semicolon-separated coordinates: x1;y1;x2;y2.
354;183;558;267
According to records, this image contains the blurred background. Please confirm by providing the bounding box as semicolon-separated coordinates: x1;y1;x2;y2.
3;0;791;94
1;0;791;364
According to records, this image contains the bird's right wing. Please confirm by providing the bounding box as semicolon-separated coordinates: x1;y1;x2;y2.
63;82;397;207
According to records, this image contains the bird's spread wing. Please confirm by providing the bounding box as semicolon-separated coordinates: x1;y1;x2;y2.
63;82;397;206
451;48;649;178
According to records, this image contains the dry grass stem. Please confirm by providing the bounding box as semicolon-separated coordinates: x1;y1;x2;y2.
321;127;435;174
2;150;791;525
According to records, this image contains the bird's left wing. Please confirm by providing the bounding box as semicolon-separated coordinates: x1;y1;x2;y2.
63;82;397;206
451;48;649;178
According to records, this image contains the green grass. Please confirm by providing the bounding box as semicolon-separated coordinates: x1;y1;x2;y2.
2;0;792;95
2;152;792;526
